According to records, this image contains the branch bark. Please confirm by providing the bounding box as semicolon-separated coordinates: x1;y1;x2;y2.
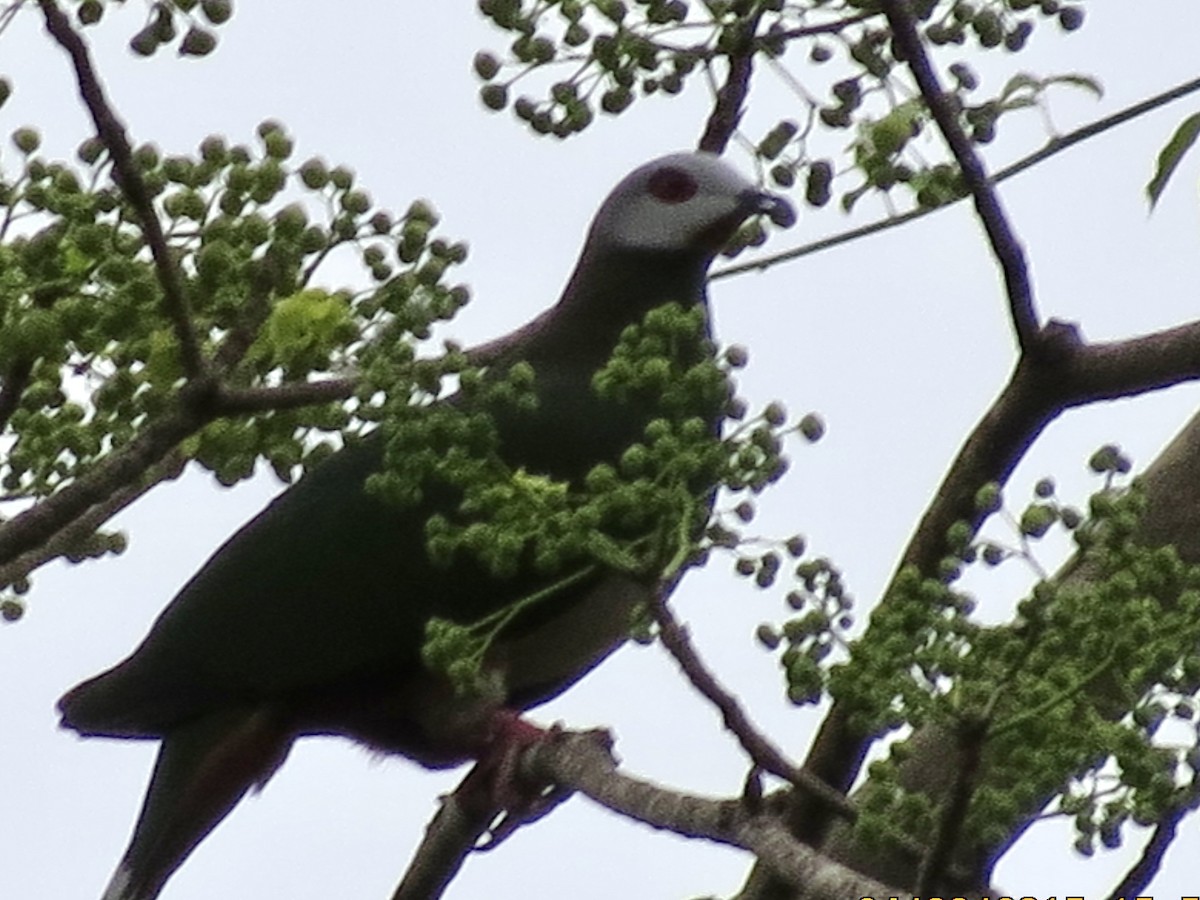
38;0;206;379
522;730;906;900
698;8;765;154
881;0;1040;351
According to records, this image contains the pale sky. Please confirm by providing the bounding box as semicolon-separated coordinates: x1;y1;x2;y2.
4;3;1200;898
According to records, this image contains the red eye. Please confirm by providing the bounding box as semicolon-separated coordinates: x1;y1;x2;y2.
646;166;698;204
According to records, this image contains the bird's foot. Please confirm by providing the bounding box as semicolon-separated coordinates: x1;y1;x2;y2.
461;710;573;849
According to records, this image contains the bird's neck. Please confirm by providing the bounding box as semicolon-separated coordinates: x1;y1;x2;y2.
537;245;711;363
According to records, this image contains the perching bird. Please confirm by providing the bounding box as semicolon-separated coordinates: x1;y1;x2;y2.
59;151;794;900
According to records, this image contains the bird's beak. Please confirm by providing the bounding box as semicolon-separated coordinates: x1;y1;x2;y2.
743;189;797;229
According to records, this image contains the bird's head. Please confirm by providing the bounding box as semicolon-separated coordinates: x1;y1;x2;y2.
588;151;795;259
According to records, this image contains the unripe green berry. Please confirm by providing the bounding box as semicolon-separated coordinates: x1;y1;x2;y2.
480;84;509;111
78;0;103;25
756;623;780;650
179;26;217;57
473;51;501;80
13;127;40;154
299;157;329;190
130;25;160;56
201;0;233;25
798;412;825;442
77;136;104;164
341;189;371;216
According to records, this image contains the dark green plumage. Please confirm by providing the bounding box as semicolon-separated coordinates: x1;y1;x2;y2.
59;151;793;900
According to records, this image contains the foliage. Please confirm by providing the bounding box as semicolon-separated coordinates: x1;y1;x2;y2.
0;115;468;612
406;302;822;693
471;0;1093;215
1147;112;1200;208
5;1;1200;895
765;454;1200;864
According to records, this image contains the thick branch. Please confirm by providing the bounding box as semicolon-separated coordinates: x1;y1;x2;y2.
38;0;206;379
914;720;986;895
390;790;496;900
881;0;1039;351
1105;799;1195;900
794;317;1200;848
523;730;903;900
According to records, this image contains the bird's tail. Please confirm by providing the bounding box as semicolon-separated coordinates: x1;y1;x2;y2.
98;707;292;900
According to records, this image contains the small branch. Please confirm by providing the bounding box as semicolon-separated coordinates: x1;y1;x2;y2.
0;358;32;433
0;403;206;568
0;451;185;590
213;377;357;415
0;373;353;571
1105;794;1197;900
881;0;1039;351
698;9;764;154
915;718;987;895
713;72;1200;281
649;595;857;821
390;787;497;900
38;0;206;380
522;730;903;900
767;12;875;42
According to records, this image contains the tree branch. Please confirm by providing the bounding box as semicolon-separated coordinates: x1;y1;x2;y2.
390;788;496;900
0;358;32;434
1105;795;1197;900
0;375;353;570
881;0;1039;351
650;595;857;821
38;0;207;380
915;719;987;896
794;316;1200;847
213;377;356;415
698;8;765;154
0;451;185;591
713;72;1200;281
522;730;904;900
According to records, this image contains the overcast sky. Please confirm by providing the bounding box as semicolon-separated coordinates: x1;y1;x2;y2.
4;2;1200;898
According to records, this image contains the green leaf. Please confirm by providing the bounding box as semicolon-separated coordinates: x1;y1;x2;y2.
1146;112;1200;210
1044;73;1104;100
999;72;1041;102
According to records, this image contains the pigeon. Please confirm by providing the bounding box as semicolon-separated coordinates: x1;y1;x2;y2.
58;151;795;900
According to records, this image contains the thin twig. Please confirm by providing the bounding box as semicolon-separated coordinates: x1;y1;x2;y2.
649;595;858;821
881;0;1039;351
767;12;875;42
38;0;207;380
698;8;764;154
714;72;1200;281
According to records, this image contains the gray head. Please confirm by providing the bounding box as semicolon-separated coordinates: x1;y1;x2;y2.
587;151;795;256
